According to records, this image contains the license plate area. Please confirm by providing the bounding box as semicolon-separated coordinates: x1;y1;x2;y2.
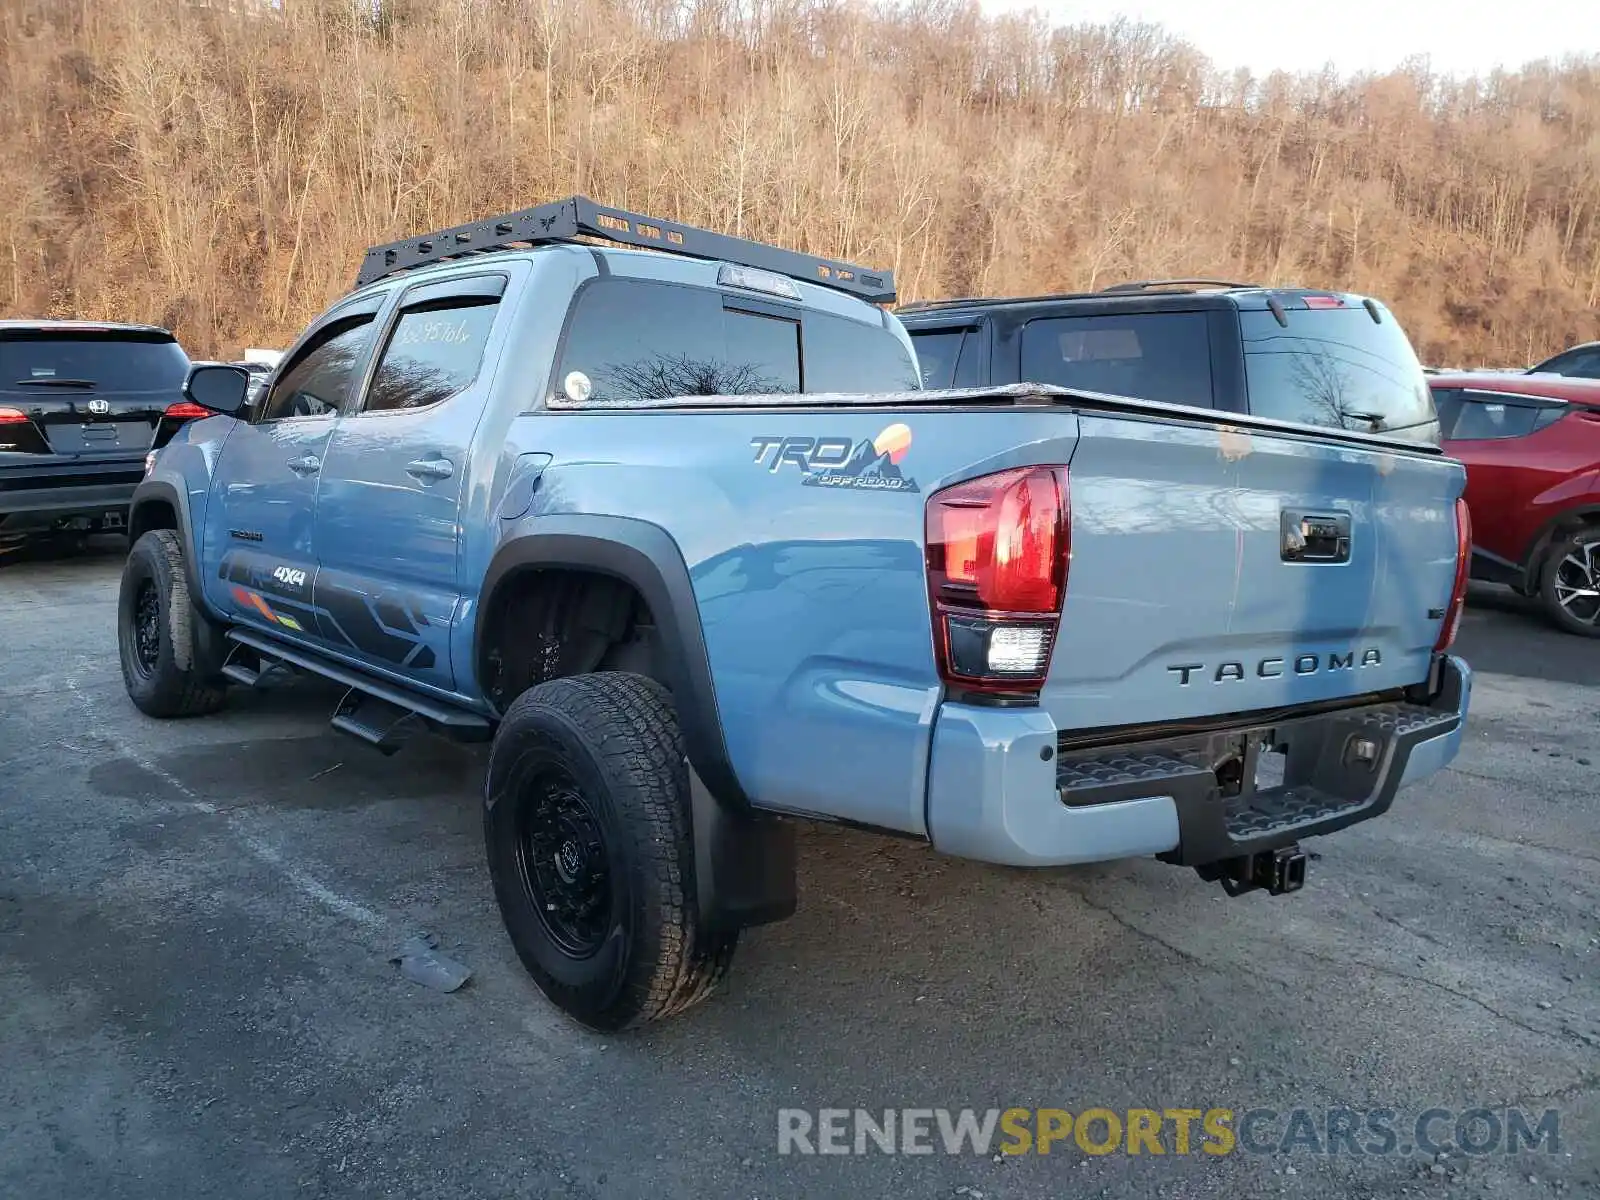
1253;741;1287;791
44;420;155;456
1211;718;1389;811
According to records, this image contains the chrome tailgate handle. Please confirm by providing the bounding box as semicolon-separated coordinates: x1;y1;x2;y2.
1281;510;1351;564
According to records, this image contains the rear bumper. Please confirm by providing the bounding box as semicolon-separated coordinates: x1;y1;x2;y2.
0;460;144;531
925;655;1471;868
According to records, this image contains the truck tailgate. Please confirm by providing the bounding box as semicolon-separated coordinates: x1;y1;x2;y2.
1043;413;1464;732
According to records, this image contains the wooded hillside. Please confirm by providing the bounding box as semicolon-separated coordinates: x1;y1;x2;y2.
2;0;1598;365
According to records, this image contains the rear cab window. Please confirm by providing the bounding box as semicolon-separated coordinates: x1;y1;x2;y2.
1017;312;1215;407
554;277;918;405
1240;303;1439;441
0;329;189;392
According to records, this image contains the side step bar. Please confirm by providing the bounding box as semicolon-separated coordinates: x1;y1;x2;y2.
224;628;493;746
331;691;420;756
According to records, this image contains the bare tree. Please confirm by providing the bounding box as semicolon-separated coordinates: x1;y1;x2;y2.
0;0;1596;365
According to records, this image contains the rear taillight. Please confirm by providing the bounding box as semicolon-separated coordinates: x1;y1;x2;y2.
164;402;210;420
0;407;28;424
925;466;1070;695
1434;496;1471;653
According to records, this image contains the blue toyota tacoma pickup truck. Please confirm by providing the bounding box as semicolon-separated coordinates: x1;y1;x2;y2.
118;198;1473;1030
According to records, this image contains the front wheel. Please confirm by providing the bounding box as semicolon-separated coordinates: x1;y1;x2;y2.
1538;528;1600;637
483;672;736;1031
117;529;228;716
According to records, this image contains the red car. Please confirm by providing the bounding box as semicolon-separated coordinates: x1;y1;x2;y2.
1431;371;1600;636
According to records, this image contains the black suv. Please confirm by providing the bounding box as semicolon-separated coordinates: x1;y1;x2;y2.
897;279;1440;443
1;321;197;550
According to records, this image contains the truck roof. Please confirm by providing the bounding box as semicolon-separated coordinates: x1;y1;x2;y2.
353;195;896;306
0;319;177;339
897;282;1388;322
344;241;894;330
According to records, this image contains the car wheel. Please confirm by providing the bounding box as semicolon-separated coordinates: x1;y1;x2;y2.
483;672;737;1031
117;529;228;716
1537;527;1600;637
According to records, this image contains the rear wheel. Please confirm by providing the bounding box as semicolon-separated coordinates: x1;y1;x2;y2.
1537;528;1600;637
117;529;228;716
483;672;737;1031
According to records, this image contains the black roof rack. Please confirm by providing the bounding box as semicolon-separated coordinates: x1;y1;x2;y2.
1098;278;1259;293
355;195;895;303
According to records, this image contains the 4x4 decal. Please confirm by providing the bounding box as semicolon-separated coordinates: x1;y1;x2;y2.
218;551;435;671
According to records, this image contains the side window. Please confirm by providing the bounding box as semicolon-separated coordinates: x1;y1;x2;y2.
259;318;375;422
1019;312;1214;407
911;328;982;389
1447;391;1566;441
1431;387;1465;437
363;298;500;414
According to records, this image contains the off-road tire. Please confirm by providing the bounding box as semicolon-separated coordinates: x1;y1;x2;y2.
1537;527;1600;638
483;672;737;1031
118;529;228;716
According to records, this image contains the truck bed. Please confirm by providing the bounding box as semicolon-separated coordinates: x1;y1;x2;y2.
522;384;1466;836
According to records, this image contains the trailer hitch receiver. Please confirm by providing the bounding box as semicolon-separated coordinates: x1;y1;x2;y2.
1197;845;1308;897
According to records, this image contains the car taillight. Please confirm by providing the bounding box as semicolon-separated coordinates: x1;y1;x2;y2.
0;407;28;424
925;465;1070;695
164;402;211;420
1434;496;1471;653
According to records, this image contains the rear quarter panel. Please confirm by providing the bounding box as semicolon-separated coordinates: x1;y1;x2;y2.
482;408;1081;836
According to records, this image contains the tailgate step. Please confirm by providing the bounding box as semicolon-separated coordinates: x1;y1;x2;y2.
1341;702;1459;739
1057;749;1211;808
1224;785;1363;841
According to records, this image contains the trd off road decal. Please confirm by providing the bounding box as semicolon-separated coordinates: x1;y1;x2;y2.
750;423;920;493
217;550;436;670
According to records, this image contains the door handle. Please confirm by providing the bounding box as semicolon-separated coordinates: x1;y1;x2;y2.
287;454;321;475
406;457;454;481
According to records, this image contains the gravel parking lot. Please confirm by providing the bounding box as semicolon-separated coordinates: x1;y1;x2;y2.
2;540;1596;1200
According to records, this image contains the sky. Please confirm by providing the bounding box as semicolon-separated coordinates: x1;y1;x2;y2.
974;0;1598;80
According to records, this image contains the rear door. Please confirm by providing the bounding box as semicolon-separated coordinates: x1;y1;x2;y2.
201;299;384;638
1011;308;1228;409
310;273;510;691
0;327;188;460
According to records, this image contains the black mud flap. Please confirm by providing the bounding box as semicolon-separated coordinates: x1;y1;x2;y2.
688;764;797;933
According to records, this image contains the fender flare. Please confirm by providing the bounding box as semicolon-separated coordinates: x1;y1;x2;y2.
477;514;749;811
127;478;221;621
477;515;796;931
1518;502;1600;587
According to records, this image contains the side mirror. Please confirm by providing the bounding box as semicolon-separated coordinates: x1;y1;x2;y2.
185;363;252;418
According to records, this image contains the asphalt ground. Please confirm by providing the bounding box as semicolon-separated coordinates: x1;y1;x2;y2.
1;539;1596;1200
